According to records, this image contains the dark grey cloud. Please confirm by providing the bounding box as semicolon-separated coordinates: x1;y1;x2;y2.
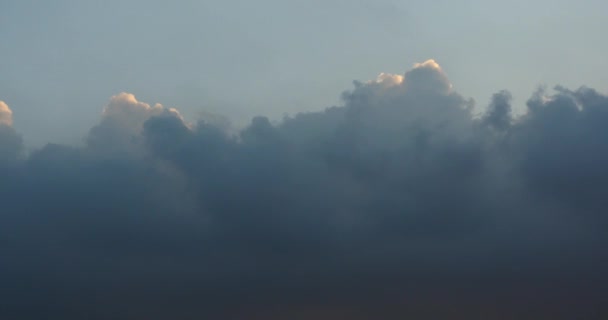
1;61;608;319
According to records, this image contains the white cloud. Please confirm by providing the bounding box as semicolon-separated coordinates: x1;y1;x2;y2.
413;59;442;70
404;59;453;94
372;73;404;86
102;92;183;129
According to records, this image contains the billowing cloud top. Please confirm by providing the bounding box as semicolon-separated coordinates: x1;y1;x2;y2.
87;92;184;154
1;61;608;319
0;100;13;126
0;100;21;163
406;59;452;94
101;92;182;123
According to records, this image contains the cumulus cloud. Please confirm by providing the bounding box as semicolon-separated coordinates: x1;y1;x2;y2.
0;100;22;163
1;62;608;319
406;59;452;94
87;92;184;155
0;100;13;126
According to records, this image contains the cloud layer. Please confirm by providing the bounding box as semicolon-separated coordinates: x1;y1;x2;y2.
1;60;608;319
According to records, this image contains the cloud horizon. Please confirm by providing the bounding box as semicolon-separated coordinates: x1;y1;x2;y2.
2;60;608;319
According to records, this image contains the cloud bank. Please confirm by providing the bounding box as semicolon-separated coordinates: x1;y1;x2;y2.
1;60;608;319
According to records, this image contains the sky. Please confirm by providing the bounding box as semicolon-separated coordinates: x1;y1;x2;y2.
2;0;608;148
3;1;608;319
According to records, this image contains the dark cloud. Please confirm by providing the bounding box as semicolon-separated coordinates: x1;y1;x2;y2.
2;61;608;319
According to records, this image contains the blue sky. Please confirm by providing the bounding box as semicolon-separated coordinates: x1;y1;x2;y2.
2;0;607;148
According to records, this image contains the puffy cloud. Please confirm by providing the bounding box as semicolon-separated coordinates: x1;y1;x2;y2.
482;90;513;130
1;61;608;319
0;100;13;126
405;59;453;94
100;92;183;125
0;100;22;163
370;72;404;86
87;92;184;155
511;86;608;212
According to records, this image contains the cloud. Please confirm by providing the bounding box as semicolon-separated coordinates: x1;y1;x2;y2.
405;59;453;94
0;100;13;126
482;90;513;130
1;62;608;319
0;100;22;163
511;86;608;212
87;92;185;155
100;92;183;124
